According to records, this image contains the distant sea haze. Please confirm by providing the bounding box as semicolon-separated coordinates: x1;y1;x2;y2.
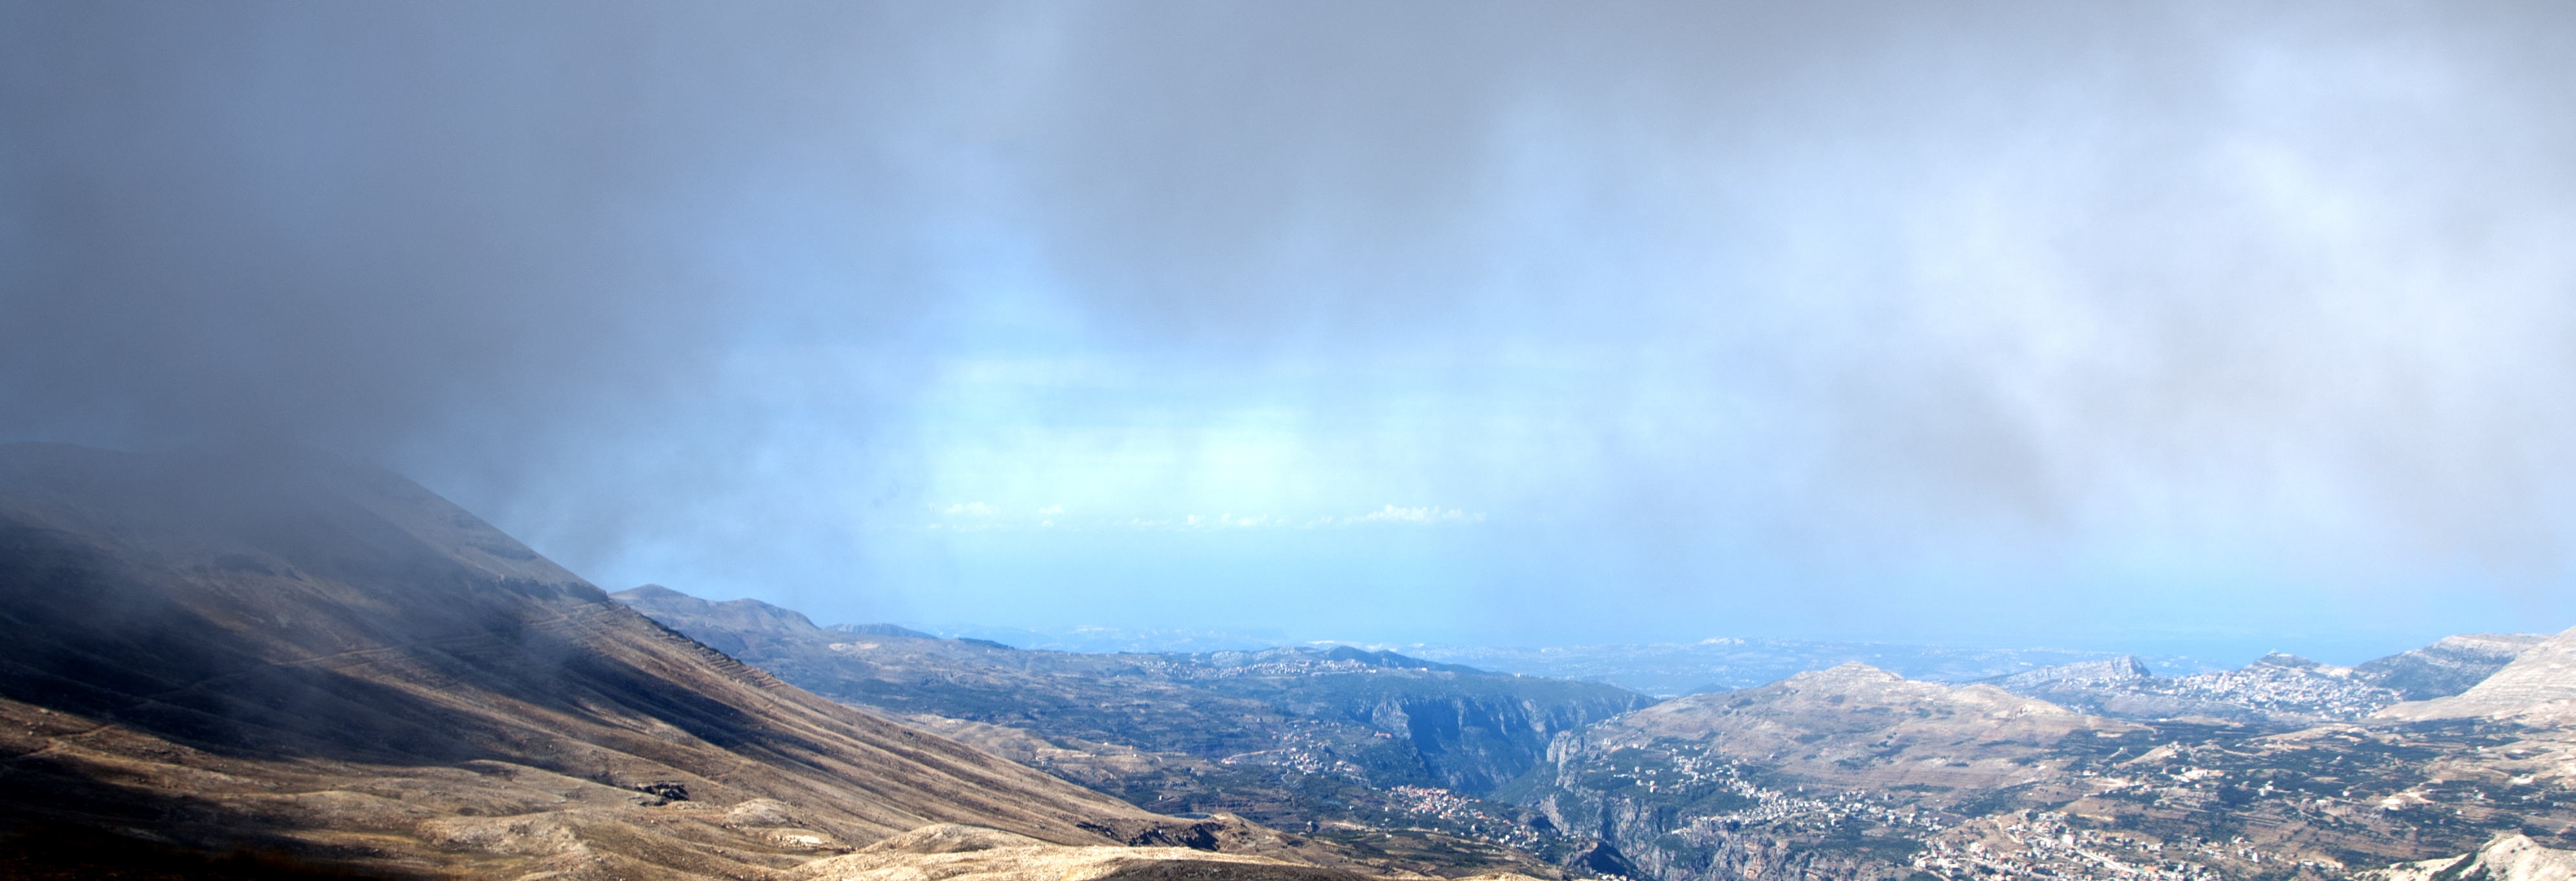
906;624;2221;696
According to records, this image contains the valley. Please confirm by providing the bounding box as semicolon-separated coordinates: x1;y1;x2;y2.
10;442;2576;881
16;5;2566;880
1504;645;2576;881
622;587;2576;881
616;584;1651;877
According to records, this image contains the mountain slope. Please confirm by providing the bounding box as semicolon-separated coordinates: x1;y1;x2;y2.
1542;662;2137;792
1990;652;2402;724
1983;636;2545;726
1507;658;2576;881
2355;633;2549;700
0;444;1167;879
1504;663;2141;881
2384;625;2576;722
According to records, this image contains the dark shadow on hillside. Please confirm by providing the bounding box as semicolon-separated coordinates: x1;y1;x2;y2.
0;514;858;775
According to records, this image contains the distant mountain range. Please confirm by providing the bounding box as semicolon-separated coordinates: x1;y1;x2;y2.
615;585;1652;877
853;628;2233;698
1975;635;2546;725
1359;639;2227;696
733;605;2576;881
1510;628;2576;881
914;624;1298;654
621;584;2576;881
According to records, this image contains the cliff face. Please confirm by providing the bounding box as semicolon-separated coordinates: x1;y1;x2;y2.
1199;658;1653;794
1368;689;1605;794
0;444;1160;880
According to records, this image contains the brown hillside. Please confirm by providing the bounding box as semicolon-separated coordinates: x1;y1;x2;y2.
0;444;1167;880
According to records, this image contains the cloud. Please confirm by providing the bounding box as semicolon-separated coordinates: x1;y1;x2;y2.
8;2;2576;651
1345;505;1484;526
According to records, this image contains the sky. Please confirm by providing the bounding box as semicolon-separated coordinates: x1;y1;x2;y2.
6;1;2576;663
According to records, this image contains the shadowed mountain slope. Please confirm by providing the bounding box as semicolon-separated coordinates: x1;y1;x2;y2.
0;444;1171;879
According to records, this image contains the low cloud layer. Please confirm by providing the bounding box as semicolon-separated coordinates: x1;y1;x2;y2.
7;2;2575;658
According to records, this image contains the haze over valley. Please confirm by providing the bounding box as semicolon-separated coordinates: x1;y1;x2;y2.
12;2;2576;880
